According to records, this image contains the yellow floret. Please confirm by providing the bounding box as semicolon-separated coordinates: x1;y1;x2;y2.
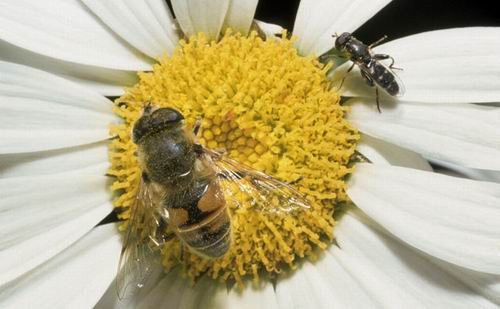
108;31;359;287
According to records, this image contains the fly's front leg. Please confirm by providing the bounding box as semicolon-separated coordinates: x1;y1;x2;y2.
337;62;356;90
360;70;381;113
375;87;381;113
179;244;185;263
360;69;374;87
193;117;202;136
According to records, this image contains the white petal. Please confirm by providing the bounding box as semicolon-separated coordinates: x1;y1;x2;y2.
226;283;279;309
176;276;228;309
275;250;378;308
137;269;191;309
82;0;179;59
95;268;168;309
347;163;500;274
99;271;278;309
223;0;259;35
0;224;121;309
0;142;108;178
341;27;500;103
357;134;431;170
254;20;284;39
0;174;112;286
437;261;500;305
348;99;500;170
335;211;498;308
0;0;153;71
171;0;230;41
0;39;136;96
97;269;230;309
0;61;116;154
293;0;392;56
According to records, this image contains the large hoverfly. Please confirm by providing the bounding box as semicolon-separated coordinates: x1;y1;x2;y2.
116;105;310;298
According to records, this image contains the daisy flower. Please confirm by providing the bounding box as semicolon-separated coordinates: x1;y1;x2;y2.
0;0;499;308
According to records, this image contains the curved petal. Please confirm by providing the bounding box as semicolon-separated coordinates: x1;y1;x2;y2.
341;27;500;103
226;283;279;309
335;211;499;308
176;276;228;309
0;39;136;96
82;0;179;58
97;269;230;309
0;0;153;71
293;0;392;56
0;224;121;309
347;163;500;275
0;61;115;154
275;252;380;308
223;0;259;35
95;268;166;309
0;173;112;287
254;20;284;39
436;261;500;305
136;269;191;309
98;268;279;308
171;0;230;41
357;134;431;170
348;99;500;170
0;142;109;178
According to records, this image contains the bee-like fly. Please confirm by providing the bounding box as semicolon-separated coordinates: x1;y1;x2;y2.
321;32;405;112
116;105;310;299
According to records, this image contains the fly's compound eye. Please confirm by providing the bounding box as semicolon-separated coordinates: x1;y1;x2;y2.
150;108;185;127
335;32;352;50
133;107;185;144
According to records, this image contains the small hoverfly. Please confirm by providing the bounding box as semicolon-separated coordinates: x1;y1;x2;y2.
322;32;405;112
116;105;310;299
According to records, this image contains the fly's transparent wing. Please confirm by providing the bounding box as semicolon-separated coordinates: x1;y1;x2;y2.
116;176;169;300
202;148;310;215
393;68;406;96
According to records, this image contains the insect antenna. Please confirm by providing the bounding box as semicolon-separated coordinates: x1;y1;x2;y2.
368;35;388;49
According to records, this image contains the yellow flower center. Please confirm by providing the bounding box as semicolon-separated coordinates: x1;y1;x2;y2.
108;31;359;286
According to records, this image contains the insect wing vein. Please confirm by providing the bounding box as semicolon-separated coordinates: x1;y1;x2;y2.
203;148;310;215
116;177;166;300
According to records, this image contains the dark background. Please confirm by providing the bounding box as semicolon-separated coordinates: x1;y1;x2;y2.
255;0;500;43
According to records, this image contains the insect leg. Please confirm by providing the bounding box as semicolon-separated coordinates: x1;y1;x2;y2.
337;62;356;90
287;176;303;186
179;245;185;263
373;54;403;71
360;69;374;87
193;118;202;136
373;54;391;65
368;35;388;49
144;102;153;114
375;87;381;113
353;150;372;163
142;171;151;183
360;70;381;112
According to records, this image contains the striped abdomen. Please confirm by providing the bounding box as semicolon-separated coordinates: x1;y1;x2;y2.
370;61;401;96
166;176;231;258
